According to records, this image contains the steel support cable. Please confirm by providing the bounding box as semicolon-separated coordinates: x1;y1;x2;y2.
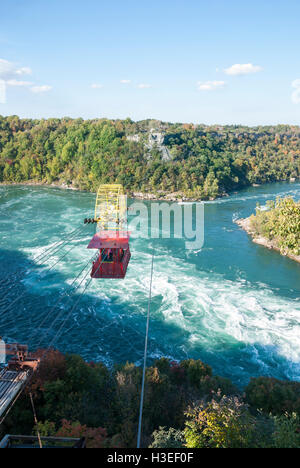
34;251;103;349
0;250;96;334
0;225;86;304
0;225;86;299
0;227;93;426
42;241;79;273
47;278;93;350
28;225;86;269
27;252;97;344
29;392;43;449
29;225;85;264
0;274;95;427
0;225;85;288
137;250;154;449
0;369;31;426
0;255;98;427
45;256;106;351
0;254;109;427
30;226;82;264
0;230;90;333
0;230;87;318
30;253;97;347
35;268;92;349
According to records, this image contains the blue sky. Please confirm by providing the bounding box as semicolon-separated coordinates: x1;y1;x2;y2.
0;0;299;125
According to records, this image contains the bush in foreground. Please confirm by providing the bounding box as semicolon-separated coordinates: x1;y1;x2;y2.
2;350;300;448
245;376;300;416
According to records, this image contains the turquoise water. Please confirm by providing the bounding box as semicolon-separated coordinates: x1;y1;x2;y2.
0;182;299;387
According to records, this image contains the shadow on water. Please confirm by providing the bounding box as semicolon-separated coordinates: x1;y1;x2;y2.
0;248;299;388
0;181;299;388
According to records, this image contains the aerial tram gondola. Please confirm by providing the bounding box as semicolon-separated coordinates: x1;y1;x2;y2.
86;184;131;279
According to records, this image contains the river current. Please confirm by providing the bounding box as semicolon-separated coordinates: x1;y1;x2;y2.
0;181;299;387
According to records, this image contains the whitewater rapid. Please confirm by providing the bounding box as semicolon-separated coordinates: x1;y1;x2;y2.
0;182;299;387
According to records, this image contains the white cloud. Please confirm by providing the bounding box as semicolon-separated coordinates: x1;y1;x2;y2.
291;79;300;104
0;59;14;79
0;58;32;80
0;58;52;100
15;66;32;76
224;63;262;76
138;83;152;89
120;79;131;84
31;85;52;93
197;80;225;91
0;58;33;97
6;79;33;87
91;83;103;89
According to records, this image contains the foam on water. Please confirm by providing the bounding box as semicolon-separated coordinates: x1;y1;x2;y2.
0;183;299;387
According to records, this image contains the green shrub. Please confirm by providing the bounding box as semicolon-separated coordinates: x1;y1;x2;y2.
246;377;300;416
184;394;256;448
271;413;300;448
149;427;185;448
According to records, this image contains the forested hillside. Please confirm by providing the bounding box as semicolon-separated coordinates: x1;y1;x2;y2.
2;351;300;448
0;115;299;199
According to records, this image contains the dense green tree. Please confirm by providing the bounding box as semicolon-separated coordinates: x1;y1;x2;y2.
1;351;299;448
249;197;300;255
0;116;299;200
149;427;185;448
245;376;300;416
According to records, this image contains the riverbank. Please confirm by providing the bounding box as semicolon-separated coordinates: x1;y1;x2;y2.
130;190;218;202
236;217;300;264
0;180;80;191
1;178;298;203
0;181;219;202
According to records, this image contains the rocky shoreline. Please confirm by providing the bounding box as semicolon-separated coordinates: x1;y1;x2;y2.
130;191;211;202
0;181;214;202
0;180;80;191
236;217;300;264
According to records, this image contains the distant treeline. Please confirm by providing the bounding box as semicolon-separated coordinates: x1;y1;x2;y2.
2;351;300;448
0;115;300;199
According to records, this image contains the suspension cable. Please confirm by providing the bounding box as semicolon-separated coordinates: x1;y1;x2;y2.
0;374;29;426
47;278;92;350
29;392;43;449
30;226;82;264
28;226;84;267
27;253;97;346
34;225;86;263
44;254;106;350
0;225;86;306
0;225;85;288
0;250;93;333
0;227;87;316
34;255;97;349
0;253;98;427
137;250;154;448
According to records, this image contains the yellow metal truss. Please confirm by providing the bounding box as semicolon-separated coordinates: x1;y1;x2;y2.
94;184;127;231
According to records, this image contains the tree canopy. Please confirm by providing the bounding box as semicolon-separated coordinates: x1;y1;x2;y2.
2;350;300;448
250;197;300;255
0;116;299;200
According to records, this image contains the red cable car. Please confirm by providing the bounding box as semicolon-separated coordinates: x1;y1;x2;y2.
88;230;131;279
87;184;131;279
